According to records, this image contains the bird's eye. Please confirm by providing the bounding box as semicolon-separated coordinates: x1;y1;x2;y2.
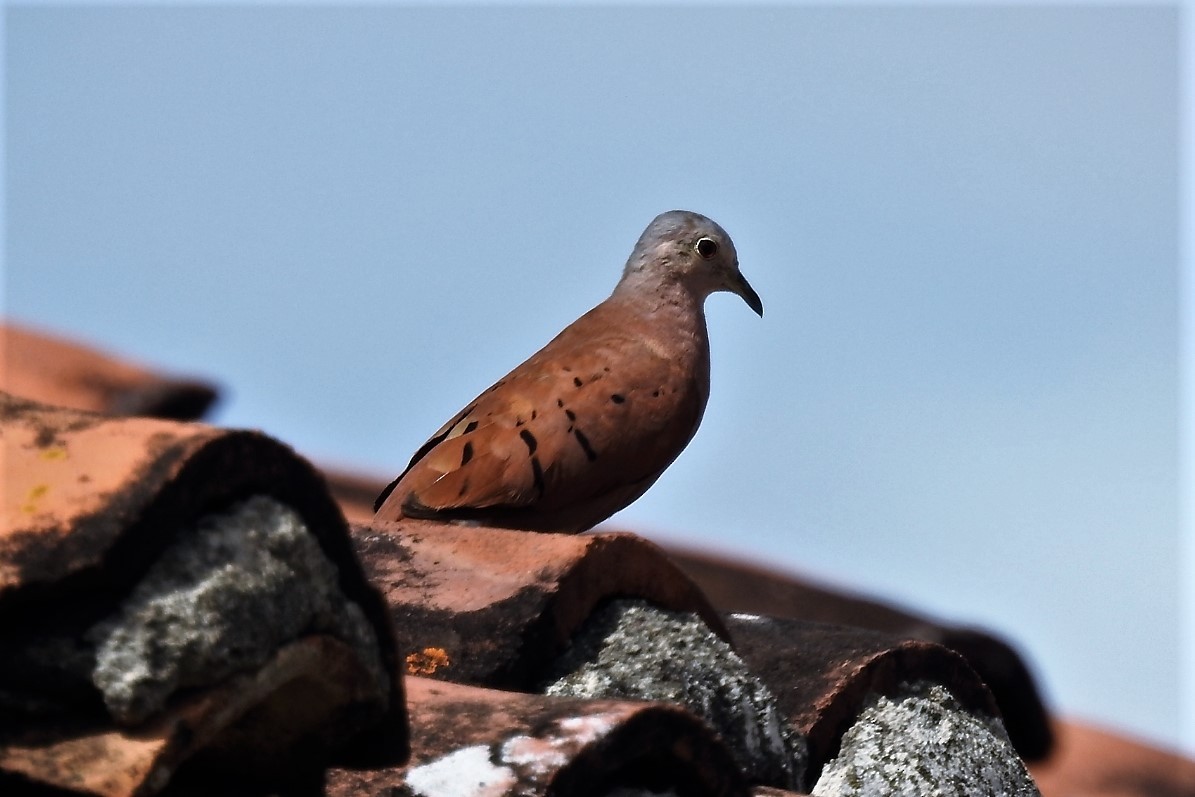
695;237;718;259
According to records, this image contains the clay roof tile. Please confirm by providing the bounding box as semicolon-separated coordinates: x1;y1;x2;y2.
724;613;1000;784
1;323;217;420
0;394;407;795
7;314;1193;797
1029;721;1195;797
350;519;727;689
668;546;1053;761
327;676;751;797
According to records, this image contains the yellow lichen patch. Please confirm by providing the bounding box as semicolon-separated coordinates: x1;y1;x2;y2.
39;447;69;461
22;484;49;513
406;647;450;676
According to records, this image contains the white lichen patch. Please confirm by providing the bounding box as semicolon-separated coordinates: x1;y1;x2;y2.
812;682;1040;797
500;709;623;774
501;734;571;773
541;600;808;789
555;711;620;746
88;495;387;724
406;745;517;797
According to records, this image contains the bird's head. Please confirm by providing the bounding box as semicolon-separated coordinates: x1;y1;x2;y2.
620;210;763;317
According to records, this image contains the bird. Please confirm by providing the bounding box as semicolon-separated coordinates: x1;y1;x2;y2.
374;210;763;532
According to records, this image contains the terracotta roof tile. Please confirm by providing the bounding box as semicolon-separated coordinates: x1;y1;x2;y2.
327;675;751;797
324;473;1195;794
668;546;1053;761
1;394;406;795
1029;720;1195;797
1;323;217;420
540;599;808;789
1;395;376;617
2;635;387;797
724;613;1000;787
8;325;1194;796
349;519;726;689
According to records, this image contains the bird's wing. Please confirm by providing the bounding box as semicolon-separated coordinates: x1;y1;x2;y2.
374;312;704;525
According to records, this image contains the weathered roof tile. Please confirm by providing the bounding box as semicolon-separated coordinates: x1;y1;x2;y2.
669;546;1052;760
350;519;726;689
1;394;407;795
8;324;1193;797
327;676;751;797
1;323;217;420
1029;721;1195;797
725;613;999;768
2;635;385;797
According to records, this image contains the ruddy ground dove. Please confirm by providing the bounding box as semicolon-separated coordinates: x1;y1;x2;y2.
374;210;763;532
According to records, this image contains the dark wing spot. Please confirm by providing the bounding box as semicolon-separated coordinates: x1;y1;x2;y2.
557;398;565;408
565;409;576;422
516;417;525;427
457;479;470;497
573;429;598;462
610;394;625;404
652;390;660;398
531;410;537;420
464;420;479;434
519;429;538;455
530;456;545;497
573;377;583;387
461;441;474;466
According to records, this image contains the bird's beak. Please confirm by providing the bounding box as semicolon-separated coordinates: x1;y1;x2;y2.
732;271;764;317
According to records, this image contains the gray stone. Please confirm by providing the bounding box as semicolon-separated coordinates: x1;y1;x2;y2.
540;599;807;789
812;681;1040;797
88;495;387;725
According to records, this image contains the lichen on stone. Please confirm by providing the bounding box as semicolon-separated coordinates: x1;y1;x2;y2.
539;599;808;789
812;681;1040;797
87;495;387;725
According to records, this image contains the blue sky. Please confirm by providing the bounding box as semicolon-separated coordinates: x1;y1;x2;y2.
5;4;1188;752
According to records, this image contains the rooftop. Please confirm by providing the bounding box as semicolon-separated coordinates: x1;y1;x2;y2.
2;321;1191;797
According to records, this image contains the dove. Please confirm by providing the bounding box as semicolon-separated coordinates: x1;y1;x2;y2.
374;210;763;532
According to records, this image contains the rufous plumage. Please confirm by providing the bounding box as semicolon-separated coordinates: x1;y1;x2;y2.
375;210;762;532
